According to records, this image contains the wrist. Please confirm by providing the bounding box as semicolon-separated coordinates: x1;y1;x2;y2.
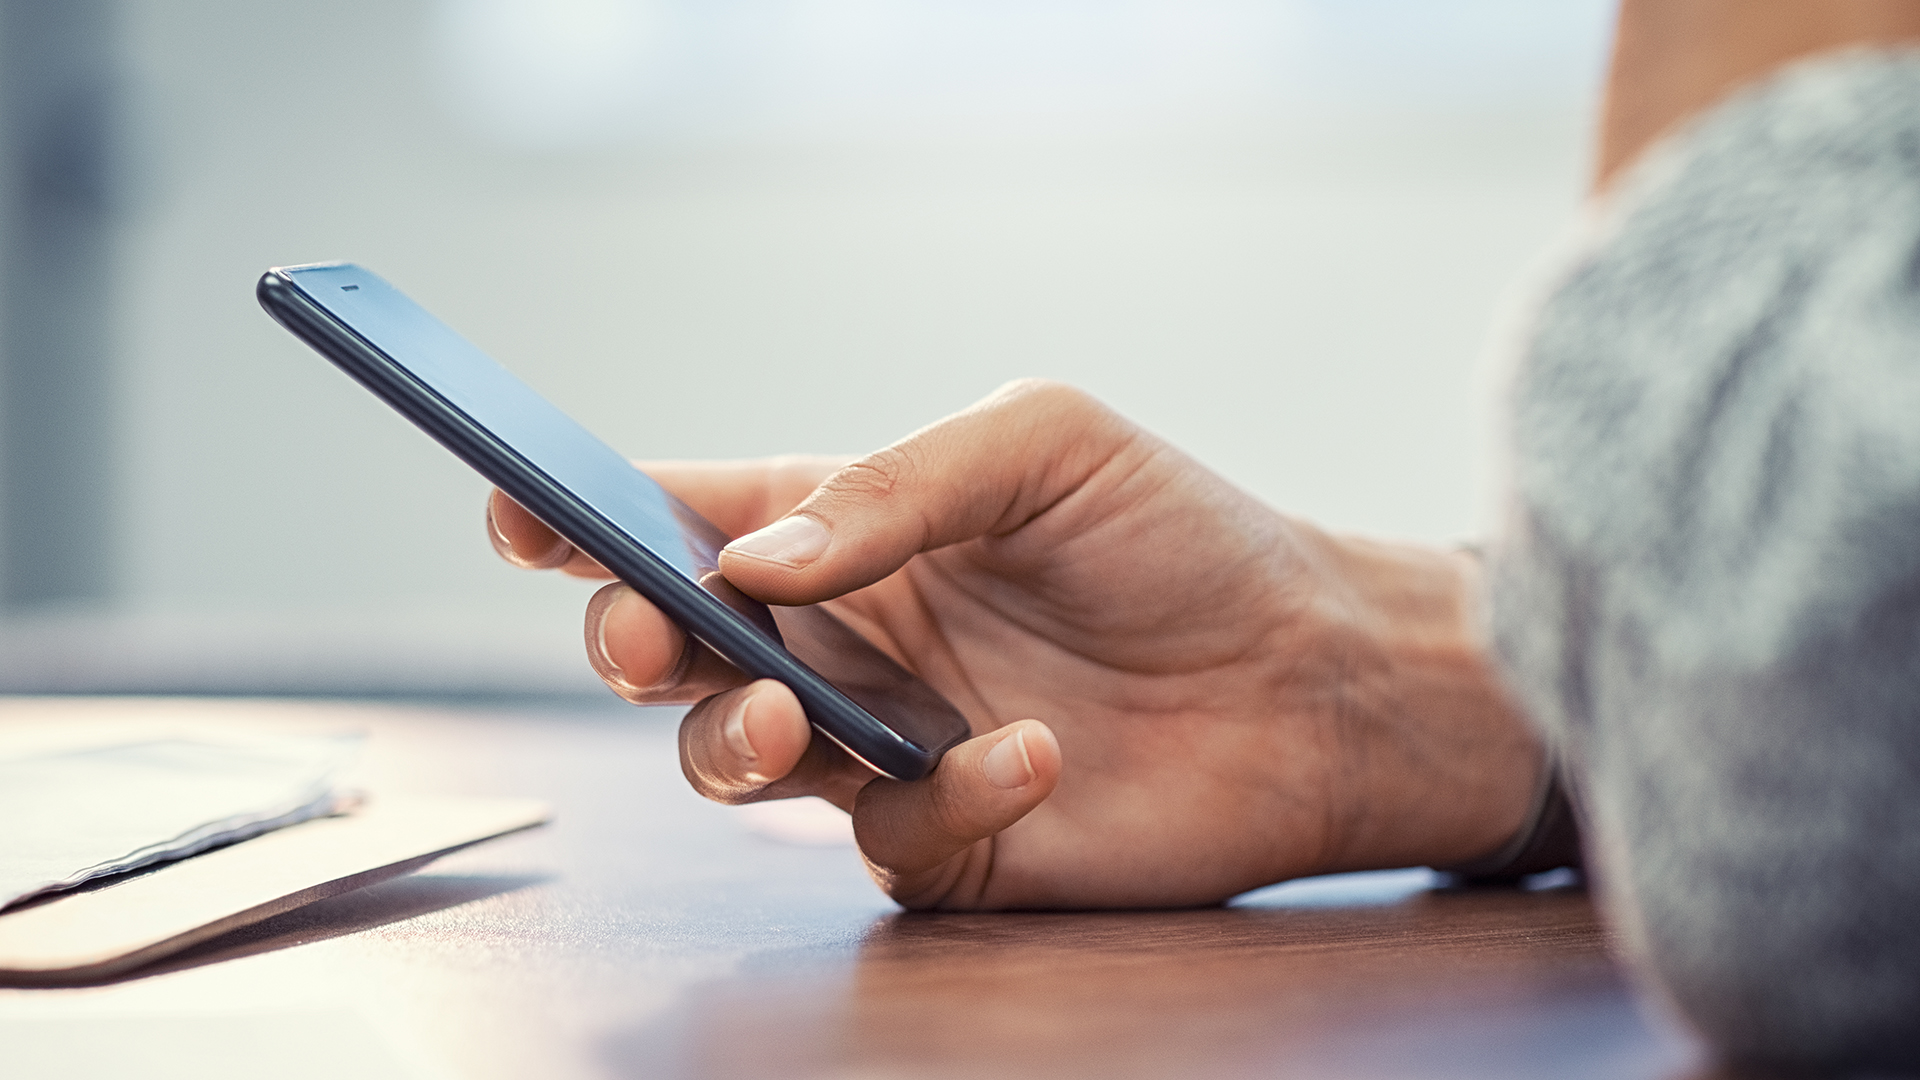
1293;529;1546;874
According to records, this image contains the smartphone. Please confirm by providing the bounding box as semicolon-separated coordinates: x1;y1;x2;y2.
257;262;969;781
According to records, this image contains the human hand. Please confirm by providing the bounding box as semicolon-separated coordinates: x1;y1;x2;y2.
488;380;1544;909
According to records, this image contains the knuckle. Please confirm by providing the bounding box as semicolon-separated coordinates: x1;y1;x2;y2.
989;375;1065;402
979;380;1117;450
988;377;1097;418
823;445;914;503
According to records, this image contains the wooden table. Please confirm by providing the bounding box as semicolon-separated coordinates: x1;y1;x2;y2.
0;698;1706;1080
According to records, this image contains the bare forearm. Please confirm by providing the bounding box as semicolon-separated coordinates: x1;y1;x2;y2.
1598;0;1920;190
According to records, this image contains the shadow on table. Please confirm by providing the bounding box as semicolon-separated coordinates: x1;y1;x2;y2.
604;887;1705;1080
37;872;550;987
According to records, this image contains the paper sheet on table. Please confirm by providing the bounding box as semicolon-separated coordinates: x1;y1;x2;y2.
0;734;360;909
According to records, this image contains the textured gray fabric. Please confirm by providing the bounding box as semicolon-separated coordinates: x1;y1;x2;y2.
1490;50;1920;1073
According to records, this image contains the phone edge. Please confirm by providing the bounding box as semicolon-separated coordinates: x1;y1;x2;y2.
256;268;948;780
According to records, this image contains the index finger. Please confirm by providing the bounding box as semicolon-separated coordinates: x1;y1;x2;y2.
630;455;851;537
486;490;612;578
485;455;852;577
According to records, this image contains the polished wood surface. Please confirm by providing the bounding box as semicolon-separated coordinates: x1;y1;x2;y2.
0;699;1704;1079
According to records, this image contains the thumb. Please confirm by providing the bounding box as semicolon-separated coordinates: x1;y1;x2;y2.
717;379;1135;604
853;719;1062;908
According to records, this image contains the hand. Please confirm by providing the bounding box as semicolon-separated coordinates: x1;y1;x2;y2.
488;380;1544;909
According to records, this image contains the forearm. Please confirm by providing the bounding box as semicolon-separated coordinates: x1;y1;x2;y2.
1598;0;1920;190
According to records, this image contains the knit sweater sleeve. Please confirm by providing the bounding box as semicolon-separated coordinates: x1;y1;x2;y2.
1489;49;1920;1073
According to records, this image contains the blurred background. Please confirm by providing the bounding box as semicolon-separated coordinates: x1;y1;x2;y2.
0;0;1613;697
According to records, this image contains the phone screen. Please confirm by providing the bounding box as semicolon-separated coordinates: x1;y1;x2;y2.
285;265;781;630
265;263;968;779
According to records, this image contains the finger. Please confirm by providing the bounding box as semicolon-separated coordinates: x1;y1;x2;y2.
853;719;1061;907
486;490;611;578
586;582;748;704
633;456;850;539
678;679;873;808
487;489;568;568
487;457;851;579
717;379;1143;605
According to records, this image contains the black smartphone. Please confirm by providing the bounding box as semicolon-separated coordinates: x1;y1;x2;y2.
257;262;969;781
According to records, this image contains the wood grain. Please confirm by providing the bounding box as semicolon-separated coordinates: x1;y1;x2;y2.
644;890;1672;1080
0;699;1706;1080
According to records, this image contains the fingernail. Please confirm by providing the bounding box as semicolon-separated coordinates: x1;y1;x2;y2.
724;515;831;569
489;500;570;569
982;727;1035;790
586;585;639;692
485;499;511;554
724;688;760;763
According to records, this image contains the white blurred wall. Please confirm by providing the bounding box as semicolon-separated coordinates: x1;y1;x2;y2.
0;0;1614;694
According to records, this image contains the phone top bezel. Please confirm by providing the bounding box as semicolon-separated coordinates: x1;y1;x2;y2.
257;264;947;780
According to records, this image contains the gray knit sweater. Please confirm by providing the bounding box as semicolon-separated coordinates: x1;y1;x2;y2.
1490;50;1920;1073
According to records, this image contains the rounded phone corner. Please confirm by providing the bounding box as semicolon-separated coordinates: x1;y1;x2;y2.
255;268;290;305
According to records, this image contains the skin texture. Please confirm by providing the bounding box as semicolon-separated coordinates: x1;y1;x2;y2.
1598;0;1920;189
482;5;1920;913
489;380;1543;909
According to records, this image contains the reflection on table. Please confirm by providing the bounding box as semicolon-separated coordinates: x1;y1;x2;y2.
0;698;1703;1080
